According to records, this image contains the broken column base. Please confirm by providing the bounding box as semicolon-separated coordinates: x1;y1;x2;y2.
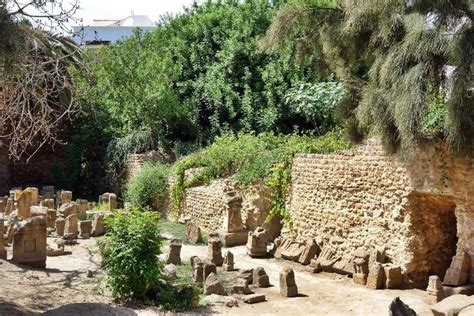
223;230;248;247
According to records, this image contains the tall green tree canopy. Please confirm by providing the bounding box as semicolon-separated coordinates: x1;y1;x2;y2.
263;0;473;153
76;0;336;162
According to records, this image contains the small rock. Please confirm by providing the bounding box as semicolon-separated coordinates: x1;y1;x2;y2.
231;282;252;295
243;293;266;304
164;263;177;277
86;270;94;278
204;272;225;296
431;294;474;316
205;294;238;307
389;297;416;316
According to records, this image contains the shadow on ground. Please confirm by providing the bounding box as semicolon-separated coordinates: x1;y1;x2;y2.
42;303;137;316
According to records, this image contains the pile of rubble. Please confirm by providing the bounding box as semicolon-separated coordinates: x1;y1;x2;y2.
0;186;117;268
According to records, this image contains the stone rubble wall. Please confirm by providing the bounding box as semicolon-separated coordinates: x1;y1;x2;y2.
286;138;474;286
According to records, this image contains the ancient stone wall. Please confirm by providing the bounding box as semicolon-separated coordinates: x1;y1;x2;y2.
181;180;280;240
287;138;474;287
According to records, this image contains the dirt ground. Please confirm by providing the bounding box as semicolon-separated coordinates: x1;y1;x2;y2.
0;236;435;315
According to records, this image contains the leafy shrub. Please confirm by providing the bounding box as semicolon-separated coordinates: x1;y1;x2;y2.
154;283;201;311
102;208;163;300
125;162;170;209
170;130;351;221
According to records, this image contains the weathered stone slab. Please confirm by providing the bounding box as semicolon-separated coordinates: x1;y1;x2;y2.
366;262;385;289
223;251;234;271
384;264;402;289
274;238;292;259
16;189;34;219
280;267;298;297
64;214;78;241
41;199;55;210
238;268;254;285
353;248;370;285
193;263;204;284
443;252;470;287
298;238;319;265
46;209;57;228
427;275;445;303
12;216;47;268
76;200;88;220
207;233;223;266
223;230;248;247
232;282;252;295
246;227;267;258
0;219;6;259
185;221;203;244
253;267;270;287
190;255;201;268
204;272;225;296
431;294;474;316
243;294;265;304
79;220;92;239
204;263;217;281
55;218;65;236
92;213;105;236
60;191;72;206
166;239;182;265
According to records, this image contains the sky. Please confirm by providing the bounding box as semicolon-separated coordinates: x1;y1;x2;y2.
73;0;200;26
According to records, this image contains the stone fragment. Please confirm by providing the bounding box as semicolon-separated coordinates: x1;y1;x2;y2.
205;294;238;307
315;246;340;272
30;206;47;217
92;213;105;236
0;197;6;213
253;267;270;287
12;216;47;268
389;297;416;316
384;264;402;289
41;199;55;209
60;191;73;206
280;267;298;297
185;221;203;244
223;251;234;271
59;203;77;218
243;294;265;304
46;209;57;228
204;272;225;296
0;219;6;259
274;238;292;259
204;263;217;281
369;246;386;268
367;262;385;289
63;214;78;240
231;282;252;294
190;255;201;268
76;200;88;220
79;220;92;239
246;227;267;258
164;263;177;277
47;239;65;257
166;239;182;265
431;294;474;316
459;305;474;315
282;241;305;262
193;263;204;284
16;189;34;219
426;275;446;303
443;252;471;287
55;218;65;236
353;248;370;285
298;238;319;265
108;193;117;211
238;268;254;285
333;253;355;276
308;259;322;273
207;233;224;266
4;198;14;215
221;186;248;247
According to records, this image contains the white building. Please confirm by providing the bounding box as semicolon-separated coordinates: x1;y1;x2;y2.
72;14;156;47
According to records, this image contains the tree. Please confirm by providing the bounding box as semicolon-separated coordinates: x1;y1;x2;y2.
0;0;81;160
263;0;473;153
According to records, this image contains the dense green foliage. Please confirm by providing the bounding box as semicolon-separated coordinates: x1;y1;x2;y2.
103;209;164;299
263;0;474;153
124;163;170;209
170;130;350;221
74;0;334;174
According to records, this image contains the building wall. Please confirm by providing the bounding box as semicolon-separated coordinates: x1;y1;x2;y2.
286;138;474;287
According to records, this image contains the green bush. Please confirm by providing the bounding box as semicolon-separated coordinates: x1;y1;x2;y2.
171;130;351;221
102;208;163;300
125;162;170;209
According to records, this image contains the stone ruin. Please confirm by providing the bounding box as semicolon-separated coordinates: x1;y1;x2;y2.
207;233;224;266
246;227;267;258
166;239;182;265
0;186;116;269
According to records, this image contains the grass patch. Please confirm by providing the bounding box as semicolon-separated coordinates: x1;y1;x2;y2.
158;220;207;245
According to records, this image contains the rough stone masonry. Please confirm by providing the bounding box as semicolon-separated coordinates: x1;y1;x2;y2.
287;138;474;288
